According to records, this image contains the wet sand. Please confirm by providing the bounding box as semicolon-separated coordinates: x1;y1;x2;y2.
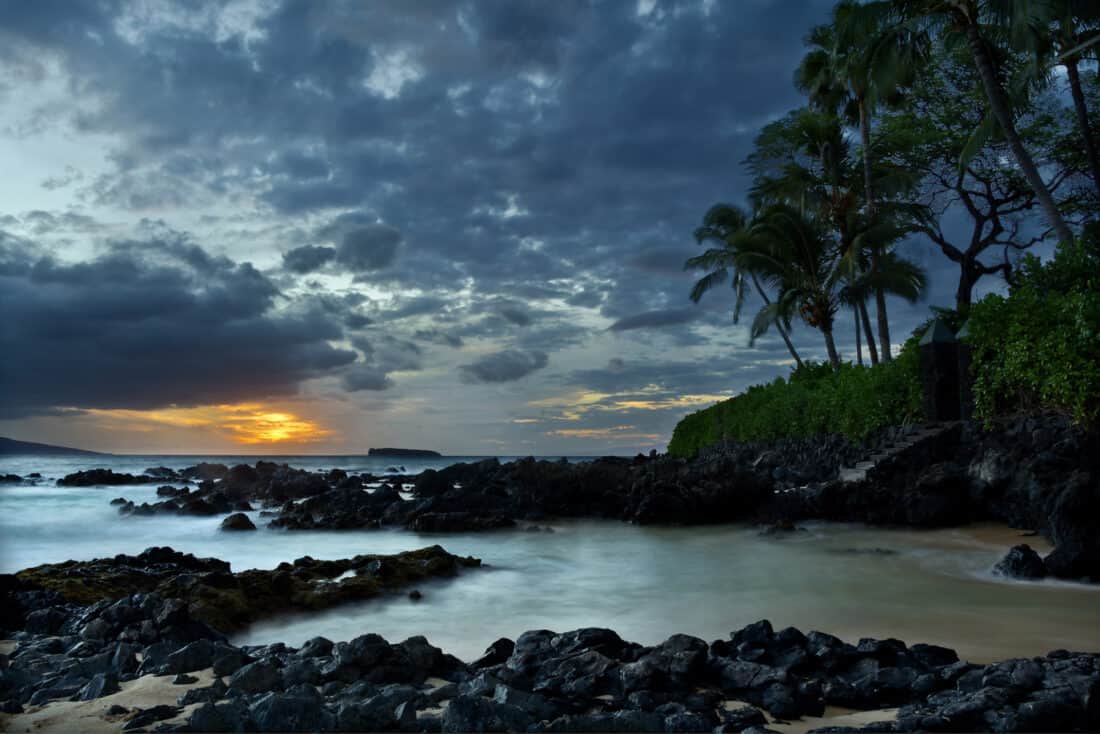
778;522;1097;663
770;706;900;734
0;669;215;734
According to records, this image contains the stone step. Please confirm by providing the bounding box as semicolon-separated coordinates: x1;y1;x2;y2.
837;422;957;485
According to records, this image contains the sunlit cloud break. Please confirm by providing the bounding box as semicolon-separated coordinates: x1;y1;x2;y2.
528;386;734;422
546;425;662;442
83;404;333;445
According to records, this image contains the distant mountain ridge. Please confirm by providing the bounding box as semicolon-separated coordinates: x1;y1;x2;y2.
367;448;442;458
0;437;107;456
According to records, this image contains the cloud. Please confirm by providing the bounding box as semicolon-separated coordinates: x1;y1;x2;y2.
382;295;448;320
336;224;403;272
499;305;533;326
414;329;464;348
608;307;700;332
4;0;962;454
0;234;356;418
342;365;394;392
341;334;423;391
283;245;336;273
630;247;696;275
460;349;549;383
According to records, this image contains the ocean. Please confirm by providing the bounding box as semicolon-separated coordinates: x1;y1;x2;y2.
2;453;1098;663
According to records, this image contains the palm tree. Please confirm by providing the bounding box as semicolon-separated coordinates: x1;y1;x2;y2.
885;0;1076;244
1022;0;1100;193
749;109;928;361
839;280;869;366
686;203;805;369
742;205;845;369
836;257;879;366
796;1;928;361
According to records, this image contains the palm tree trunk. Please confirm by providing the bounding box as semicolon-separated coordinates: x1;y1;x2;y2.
859;98;877;216
874;289;891;361
1065;59;1100;196
858;300;879;366
854;308;863;367
822;327;841;370
751;273;804;369
964;21;1075;244
859;97;893;361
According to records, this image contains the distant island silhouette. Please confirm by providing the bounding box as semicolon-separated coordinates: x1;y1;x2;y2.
367;448;442;458
0;436;107;456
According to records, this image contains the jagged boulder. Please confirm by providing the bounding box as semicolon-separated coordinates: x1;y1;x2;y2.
993;544;1048;579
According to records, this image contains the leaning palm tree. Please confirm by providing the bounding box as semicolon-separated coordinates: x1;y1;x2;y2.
882;0;1076;244
743;205;846;369
686;203;805;369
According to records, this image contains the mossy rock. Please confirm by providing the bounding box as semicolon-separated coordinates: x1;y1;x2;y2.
15;544;481;634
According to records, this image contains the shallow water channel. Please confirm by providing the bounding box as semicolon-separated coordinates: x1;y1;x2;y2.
2;475;1096;663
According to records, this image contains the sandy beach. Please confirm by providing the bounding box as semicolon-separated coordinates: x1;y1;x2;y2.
0;669;215;734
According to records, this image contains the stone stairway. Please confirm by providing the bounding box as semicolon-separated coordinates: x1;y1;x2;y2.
837;422;958;484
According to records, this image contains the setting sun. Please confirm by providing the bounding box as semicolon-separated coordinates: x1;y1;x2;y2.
84;404;332;446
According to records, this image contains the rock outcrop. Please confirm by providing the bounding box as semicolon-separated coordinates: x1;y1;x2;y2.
7;545;480;633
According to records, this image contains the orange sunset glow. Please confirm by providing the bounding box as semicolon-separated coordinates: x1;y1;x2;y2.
84;404;333;446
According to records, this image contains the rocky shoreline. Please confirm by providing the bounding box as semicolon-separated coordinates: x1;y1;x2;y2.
1;555;1098;732
2;415;1098;731
29;414;1094;584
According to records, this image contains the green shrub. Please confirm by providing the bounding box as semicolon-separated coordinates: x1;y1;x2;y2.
667;343;922;457
966;231;1100;424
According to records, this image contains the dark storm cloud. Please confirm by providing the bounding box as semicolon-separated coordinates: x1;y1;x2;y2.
0;233;356;418
0;0;833;308
336;224;402;272
608;307;700;332
299;292;374;329
460;349;549;383
0;0;875;434
283;245;336;273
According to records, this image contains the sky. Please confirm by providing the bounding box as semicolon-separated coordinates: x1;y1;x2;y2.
0;0;1019;456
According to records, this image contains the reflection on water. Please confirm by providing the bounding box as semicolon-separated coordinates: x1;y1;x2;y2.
1;478;1097;664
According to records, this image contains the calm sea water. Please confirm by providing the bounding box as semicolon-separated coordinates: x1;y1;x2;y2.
1;454;1097;663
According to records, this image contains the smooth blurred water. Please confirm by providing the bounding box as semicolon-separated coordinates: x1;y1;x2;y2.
1;455;1097;663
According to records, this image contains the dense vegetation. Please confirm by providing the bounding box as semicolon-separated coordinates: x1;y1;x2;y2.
967;225;1100;424
671;0;1099;457
668;344;922;458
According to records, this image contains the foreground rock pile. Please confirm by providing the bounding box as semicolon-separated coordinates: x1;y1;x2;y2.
1;601;1097;733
